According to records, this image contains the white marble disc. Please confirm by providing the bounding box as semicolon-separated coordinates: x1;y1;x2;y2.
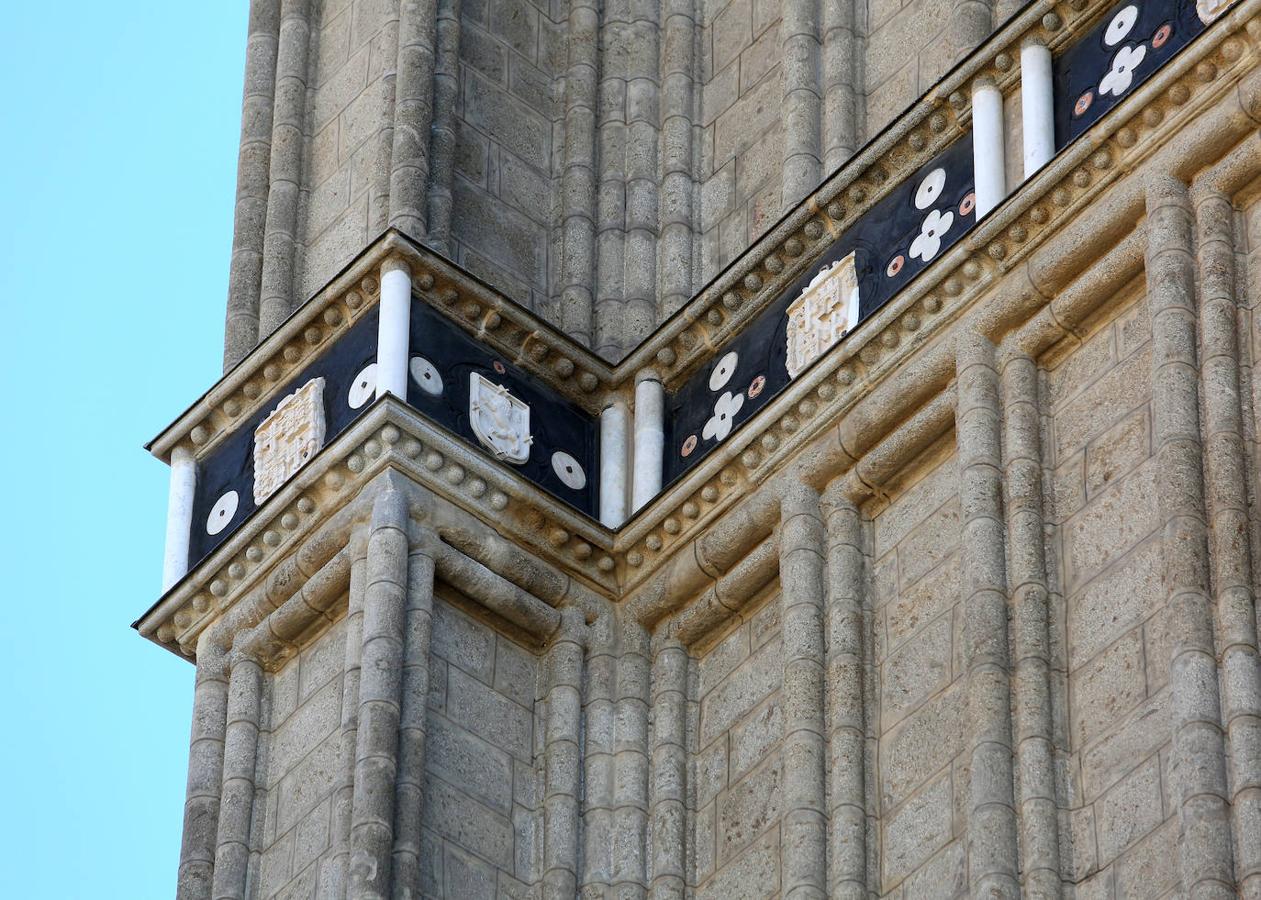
1105;5;1138;45
206;490;240;536
914;168;947;210
709;350;739;391
348;363;378;409
409;356;444;396
551;451;587;490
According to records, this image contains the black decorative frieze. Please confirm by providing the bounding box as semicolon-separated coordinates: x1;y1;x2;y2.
1054;0;1224;147
664;135;976;485
190;308;380;567
406;300;599;517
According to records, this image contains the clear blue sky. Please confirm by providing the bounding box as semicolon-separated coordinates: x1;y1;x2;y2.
0;4;248;896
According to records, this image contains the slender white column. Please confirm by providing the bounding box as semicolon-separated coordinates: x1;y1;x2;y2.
376;258;412;400
632;373;665;512
163;445;197;591
1020;40;1055;179
600;400;630;528
972;79;1007;218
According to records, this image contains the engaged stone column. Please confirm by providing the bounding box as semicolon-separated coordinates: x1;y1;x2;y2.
971;78;1007;218
1019;39;1055;178
388;0;439;239
163;445;197;591
956;331;1018;899
821;484;869;899
1146;175;1235;897
648;636;688;900
348;489;410;899
600;400;630;528
632;372;665;512
610;621;651;897
780;485;828;898
542;608;586;900
328;534;368;896
376;258;412;401
210;652;264;900
389;534;436;898
177;635;230;900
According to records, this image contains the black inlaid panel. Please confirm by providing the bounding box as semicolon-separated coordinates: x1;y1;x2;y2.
406;300;599;516
1055;0;1215;148
665;135;976;485
190;308;380;567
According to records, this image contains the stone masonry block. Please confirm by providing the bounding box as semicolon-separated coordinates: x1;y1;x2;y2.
1080;688;1170;800
1045;326;1114;409
1054;345;1151;462
729;695;782;783
464;73;551;166
697;824;780;900
700;636;782;745
1067;537;1163;672
275;729;341;836
422;773;515;870
1095;755;1163;865
1085;406;1150;498
453;178;547;286
1070;628;1146;750
445;841;498;899
269;675;341;779
883;770;953;886
886;553;960;650
713;71;780;166
881;612;952;729
447;665;533;760
711;0;752;74
432;598;495;684
1062;460;1160;590
896;497;961;590
700;620;750;697
426;712;514;814
881;682;965;808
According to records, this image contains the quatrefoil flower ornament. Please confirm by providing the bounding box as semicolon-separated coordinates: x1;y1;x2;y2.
703;390;745;442
909;208;955;263
1099;44;1147;97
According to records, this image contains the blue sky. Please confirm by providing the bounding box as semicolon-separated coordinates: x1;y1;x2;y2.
0;4;248;896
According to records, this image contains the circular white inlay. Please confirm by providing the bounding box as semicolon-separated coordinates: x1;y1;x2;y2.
207;490;240;536
409;356;444;396
1104;5;1138;45
348;363;377;409
709;350;739;391
552;451;587;490
914;168;947;210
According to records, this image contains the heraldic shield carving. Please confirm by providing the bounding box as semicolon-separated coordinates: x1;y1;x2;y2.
253;377;327;504
785;251;861;380
469;372;534;463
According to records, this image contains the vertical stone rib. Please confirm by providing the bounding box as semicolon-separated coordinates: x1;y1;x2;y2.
611;621;651;898
329;539;368;898
424;0;461;255
1145;175;1235;899
1196;188;1261;896
621;0;660;353
543;608;588;899
581;617;616;894
649;637;688;899
210;654;264;900
348;489;410;899
780;485;828;898
223;0;281;370
258;0;312;338
955;331;1019;900
594;0;629;358
389;539;436;900
781;0;822;210
999;352;1062;898
558;0;600;347
821;0;861;174
821;485;868;899
388;0;439;240
657;0;696;320
177;639;230;900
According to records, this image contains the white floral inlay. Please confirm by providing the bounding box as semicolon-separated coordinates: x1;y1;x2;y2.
709;350;739;391
909;209;955;262
703;391;745;442
1104;5;1139;45
914;168;947;210
1099;44;1147;97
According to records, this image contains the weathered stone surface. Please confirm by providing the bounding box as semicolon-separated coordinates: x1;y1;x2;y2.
883;770;953;886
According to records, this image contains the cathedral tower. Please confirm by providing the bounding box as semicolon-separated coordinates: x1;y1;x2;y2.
138;0;1261;896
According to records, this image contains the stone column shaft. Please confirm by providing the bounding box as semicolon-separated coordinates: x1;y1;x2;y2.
1000;353;1061;898
658;0;697;319
329;542;369;898
177;638;231;900
594;0;629;358
781;0;822;210
649;638;688;899
780;485;828;898
600;400;631;528
1145;175;1235;898
424;0;461;254
610;621;651;898
389;0;439;239
258;0;312;338
543;609;587;899
389;541;435;900
821;0;860;173
348;489;411;899
972;79;1007;219
1019;40;1054;179
223;0;280;368
557;0;600;346
956;332;1019;900
822;486;869;899
622;3;660;351
376;259;412;401
210;655;264;900
163;446;197;591
633;373;665;511
581;619;617;893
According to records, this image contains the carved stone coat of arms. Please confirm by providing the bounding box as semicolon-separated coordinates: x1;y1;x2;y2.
469;373;533;463
253;377;327;504
785;251;861;380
